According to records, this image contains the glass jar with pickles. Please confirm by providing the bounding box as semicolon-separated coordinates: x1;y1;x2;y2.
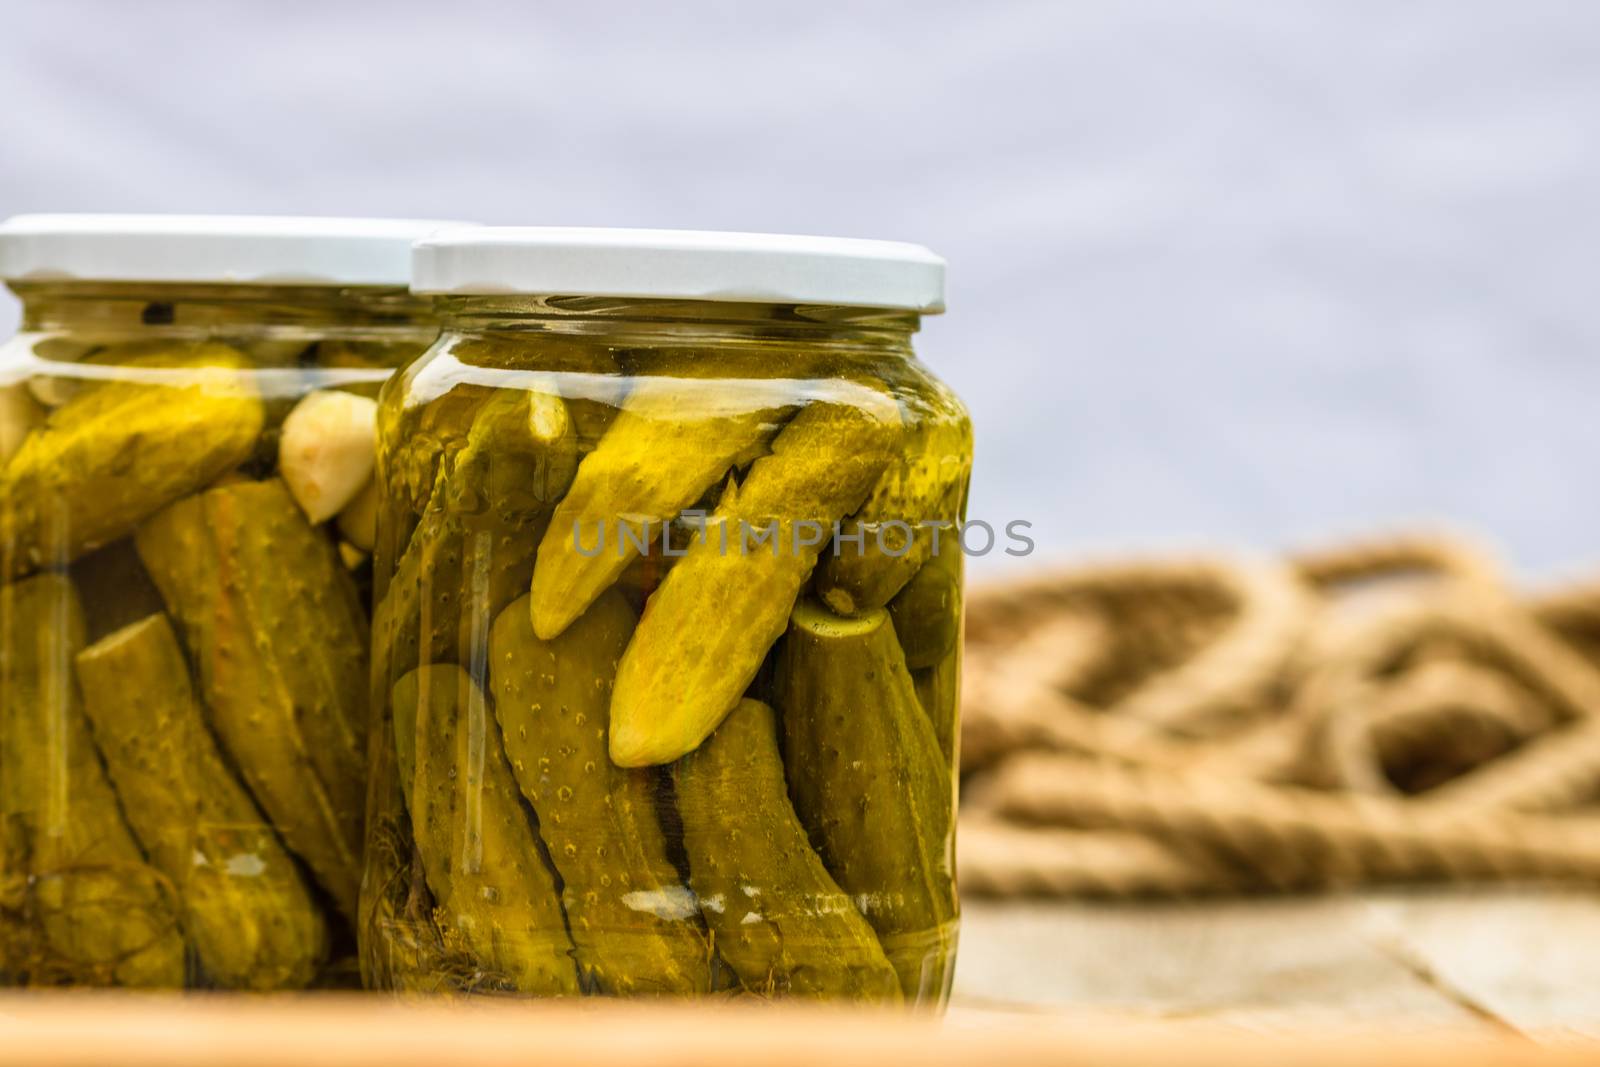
0;214;452;989
364;228;969;1005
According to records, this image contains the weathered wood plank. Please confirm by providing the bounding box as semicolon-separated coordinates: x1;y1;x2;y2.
954;891;1600;1033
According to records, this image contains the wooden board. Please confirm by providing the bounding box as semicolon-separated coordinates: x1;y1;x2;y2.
953;889;1600;1041
0;993;1597;1067
0;889;1595;1064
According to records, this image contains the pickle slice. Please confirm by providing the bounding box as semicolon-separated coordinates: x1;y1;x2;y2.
776;599;958;1000
135;479;367;921
0;573;185;987
0;345;264;577
489;591;711;995
608;393;900;767
391;664;580;995
673;698;901;1000
76;614;328;990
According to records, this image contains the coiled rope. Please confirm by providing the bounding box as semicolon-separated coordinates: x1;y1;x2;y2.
958;531;1600;896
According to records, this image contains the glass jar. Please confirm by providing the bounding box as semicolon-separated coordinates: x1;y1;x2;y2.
0;215;453;990
364;228;969;1005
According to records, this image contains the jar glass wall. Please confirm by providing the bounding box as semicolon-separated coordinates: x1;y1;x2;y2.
363;288;970;1005
0;215;447;990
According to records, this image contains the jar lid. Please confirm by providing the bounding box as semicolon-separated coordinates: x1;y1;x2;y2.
411;227;946;312
0;214;465;287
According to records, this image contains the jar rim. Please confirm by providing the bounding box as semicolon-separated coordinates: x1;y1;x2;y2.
411;226;946;313
0;214;466;288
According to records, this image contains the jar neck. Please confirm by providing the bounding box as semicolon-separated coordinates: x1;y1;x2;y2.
10;281;437;339
435;295;921;355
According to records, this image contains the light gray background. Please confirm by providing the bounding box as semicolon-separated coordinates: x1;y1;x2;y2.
3;1;1597;577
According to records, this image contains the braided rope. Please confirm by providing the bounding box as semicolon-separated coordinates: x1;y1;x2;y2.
958;531;1600;897
972;753;1600;891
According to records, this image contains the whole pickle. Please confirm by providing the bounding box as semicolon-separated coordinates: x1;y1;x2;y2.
371;478;542;709
0;345;264;577
379;382;485;523
880;500;965;763
885;536;963;670
489;591;710;995
135;479;366;920
674;698;901;1001
447;387;578;522
391;665;580;995
443;334;625;446
608;391;901;767
530;353;814;641
382;337;614;525
0;383;44;463
814;387;972;617
28;866;186;988
0;573;185;987
76;614;328;990
912;653;961;768
777;599;958;1001
372;384;573;695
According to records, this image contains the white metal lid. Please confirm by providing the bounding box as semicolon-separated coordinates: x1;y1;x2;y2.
0;214;465;287
410;227;946;312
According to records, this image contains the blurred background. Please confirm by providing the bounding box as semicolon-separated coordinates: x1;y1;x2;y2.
6;0;1599;578
5;2;1600;1029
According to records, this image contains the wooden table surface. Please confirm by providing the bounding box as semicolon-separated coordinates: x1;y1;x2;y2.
0;889;1594;1065
952;888;1600;1042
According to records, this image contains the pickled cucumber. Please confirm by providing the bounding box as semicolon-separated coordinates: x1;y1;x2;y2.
814;400;971;617
0;346;264;577
0;573;185;987
913;654;960;767
372;471;541;704
380;383;485;522
886;520;963;763
75;614;327;990
447;386;578;522
777;599;957;1000
135;479;366;920
673;698;900;1000
886;542;962;670
443;334;625;446
488;591;710;995
373;382;573;692
0;384;43;463
383;340;611;525
530;356;811;640
391;665;580;995
28;866;186;988
609;393;901;767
